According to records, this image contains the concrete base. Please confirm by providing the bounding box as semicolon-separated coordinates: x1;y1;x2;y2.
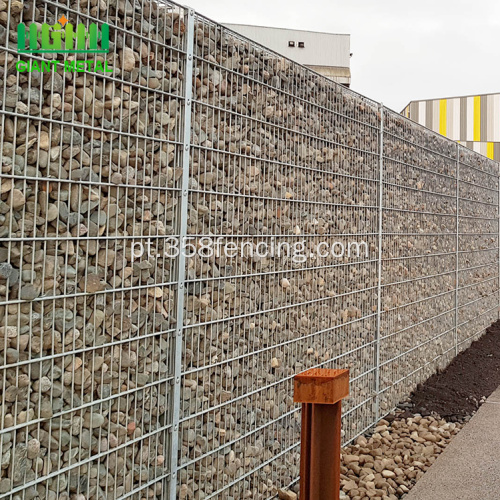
404;387;500;499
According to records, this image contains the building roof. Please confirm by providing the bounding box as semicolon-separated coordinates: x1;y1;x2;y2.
223;23;350;37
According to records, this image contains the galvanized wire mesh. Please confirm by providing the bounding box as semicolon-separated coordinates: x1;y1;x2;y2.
379;110;460;414
0;1;499;500
179;14;381;500
0;0;188;498
457;148;499;351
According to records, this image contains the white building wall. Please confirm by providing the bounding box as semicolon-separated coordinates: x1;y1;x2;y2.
224;24;351;69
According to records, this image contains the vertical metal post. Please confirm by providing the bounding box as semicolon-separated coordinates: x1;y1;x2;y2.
497;163;500;320
294;369;349;500
169;7;195;499
375;103;384;421
455;144;460;354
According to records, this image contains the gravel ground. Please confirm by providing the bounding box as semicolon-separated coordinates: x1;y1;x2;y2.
278;414;464;500
339;414;463;499
279;320;500;500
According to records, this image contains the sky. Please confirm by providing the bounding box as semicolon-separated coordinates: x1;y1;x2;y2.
185;0;500;111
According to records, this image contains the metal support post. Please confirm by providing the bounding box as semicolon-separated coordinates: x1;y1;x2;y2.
375;103;384;420
498;165;500;320
455;144;460;354
169;7;195;499
294;369;350;500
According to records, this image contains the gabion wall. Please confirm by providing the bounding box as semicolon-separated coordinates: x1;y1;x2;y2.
0;1;498;500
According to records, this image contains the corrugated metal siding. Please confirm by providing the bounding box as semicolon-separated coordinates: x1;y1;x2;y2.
460;97;467;140
403;92;500;160
493;95;500;141
458;141;500;159
426;100;433;129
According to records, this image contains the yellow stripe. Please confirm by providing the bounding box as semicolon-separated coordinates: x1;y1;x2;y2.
474;96;481;141
487;142;494;159
439;99;447;136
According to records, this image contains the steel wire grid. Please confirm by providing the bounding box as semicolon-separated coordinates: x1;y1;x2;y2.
457;147;499;351
0;0;189;499
379;110;460;414
0;1;499;500
178;14;380;499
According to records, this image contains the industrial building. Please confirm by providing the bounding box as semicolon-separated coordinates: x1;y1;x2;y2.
224;24;351;87
402;93;500;160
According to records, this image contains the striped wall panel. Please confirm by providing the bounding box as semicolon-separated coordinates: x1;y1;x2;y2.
459;141;500;160
402;92;500;160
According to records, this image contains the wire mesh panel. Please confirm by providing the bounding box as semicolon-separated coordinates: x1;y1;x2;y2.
0;0;188;498
176;17;381;499
379;110;459;413
1;2;500;500
457;147;499;351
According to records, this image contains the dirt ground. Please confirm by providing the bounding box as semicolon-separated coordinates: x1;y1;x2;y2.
396;319;500;421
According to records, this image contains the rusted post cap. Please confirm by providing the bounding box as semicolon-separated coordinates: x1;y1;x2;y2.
294;368;349;405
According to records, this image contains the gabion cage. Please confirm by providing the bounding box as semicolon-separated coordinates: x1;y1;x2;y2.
0;1;498;499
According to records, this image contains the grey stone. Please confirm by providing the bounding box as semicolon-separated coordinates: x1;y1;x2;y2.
19;284;40;301
0;262;14;279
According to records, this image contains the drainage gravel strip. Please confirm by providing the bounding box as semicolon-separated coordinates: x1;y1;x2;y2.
278;319;500;500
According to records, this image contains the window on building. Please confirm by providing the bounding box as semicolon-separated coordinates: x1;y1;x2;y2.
298;42;305;48
288;41;295;47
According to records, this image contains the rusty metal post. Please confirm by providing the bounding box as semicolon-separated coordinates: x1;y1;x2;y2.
294;368;349;500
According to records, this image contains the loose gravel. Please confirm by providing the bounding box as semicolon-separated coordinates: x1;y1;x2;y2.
280;321;500;499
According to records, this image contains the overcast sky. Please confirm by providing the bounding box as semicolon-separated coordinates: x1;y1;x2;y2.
185;0;500;111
